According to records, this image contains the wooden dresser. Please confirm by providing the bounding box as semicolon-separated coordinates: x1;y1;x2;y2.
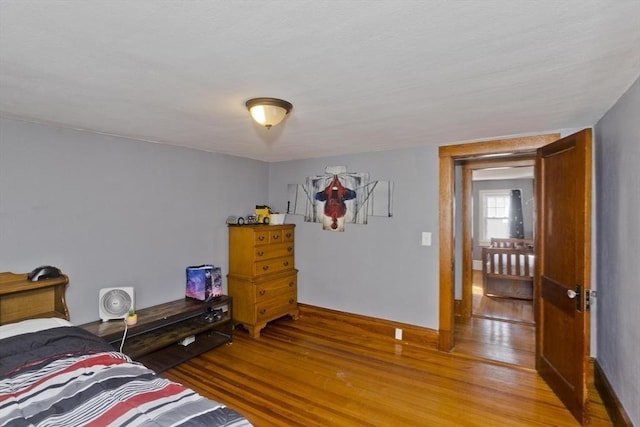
228;224;298;338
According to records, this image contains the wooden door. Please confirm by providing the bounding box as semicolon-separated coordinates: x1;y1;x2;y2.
535;129;592;424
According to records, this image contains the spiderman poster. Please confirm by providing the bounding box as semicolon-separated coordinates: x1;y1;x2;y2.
288;166;394;232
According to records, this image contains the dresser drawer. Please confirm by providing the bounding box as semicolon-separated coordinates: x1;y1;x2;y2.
255;290;297;323
253;228;287;246
267;229;284;244
282;228;294;243
255;274;297;303
254;255;294;276
254;243;294;261
253;230;270;245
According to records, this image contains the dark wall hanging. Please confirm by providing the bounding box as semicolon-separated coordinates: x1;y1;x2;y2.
509;189;525;239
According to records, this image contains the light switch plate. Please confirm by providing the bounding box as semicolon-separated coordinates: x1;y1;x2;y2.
421;232;432;246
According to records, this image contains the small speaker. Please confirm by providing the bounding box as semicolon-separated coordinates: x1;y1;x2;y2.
99;287;134;322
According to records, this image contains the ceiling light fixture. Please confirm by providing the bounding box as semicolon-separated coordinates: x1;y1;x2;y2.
246;97;293;129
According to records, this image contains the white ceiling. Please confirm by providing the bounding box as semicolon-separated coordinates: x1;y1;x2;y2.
473;166;534;181
1;1;639;162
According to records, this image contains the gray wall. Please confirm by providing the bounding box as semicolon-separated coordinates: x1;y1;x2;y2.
4;108;632;420
472;178;535;260
1;116;442;330
595;75;639;425
0;118;269;324
267;147;440;328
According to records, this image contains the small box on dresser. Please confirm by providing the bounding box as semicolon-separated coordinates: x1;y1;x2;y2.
228;224;298;338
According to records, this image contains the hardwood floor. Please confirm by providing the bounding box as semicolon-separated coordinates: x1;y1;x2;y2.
454;315;535;368
454;270;535;367
163;306;612;426
472;270;534;324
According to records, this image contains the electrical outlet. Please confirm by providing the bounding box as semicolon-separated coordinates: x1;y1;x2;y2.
395;328;403;340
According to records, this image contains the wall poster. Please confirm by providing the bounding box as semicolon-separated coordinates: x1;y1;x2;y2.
287;166;394;232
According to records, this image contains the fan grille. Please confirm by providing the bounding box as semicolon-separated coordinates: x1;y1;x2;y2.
101;289;132;316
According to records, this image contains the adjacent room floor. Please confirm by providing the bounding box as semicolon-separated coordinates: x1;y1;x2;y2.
454;270;535;368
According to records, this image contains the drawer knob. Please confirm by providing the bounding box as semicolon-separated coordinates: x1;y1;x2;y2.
259;290;266;296
262;265;269;271
283;261;289;267
257;250;264;256
285;233;292;238
258;236;265;241
259;308;266;315
289;299;295;305
272;234;279;239
287;247;293;252
289;281;294;287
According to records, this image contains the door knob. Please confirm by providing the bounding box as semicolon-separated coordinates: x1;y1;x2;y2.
567;289;577;299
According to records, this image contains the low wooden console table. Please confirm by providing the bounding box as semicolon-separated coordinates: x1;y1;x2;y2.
80;296;233;373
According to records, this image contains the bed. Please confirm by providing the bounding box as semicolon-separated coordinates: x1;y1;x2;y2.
481;238;535;300
0;271;252;427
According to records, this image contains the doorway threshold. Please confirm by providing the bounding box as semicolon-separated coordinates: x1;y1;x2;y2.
453;315;535;369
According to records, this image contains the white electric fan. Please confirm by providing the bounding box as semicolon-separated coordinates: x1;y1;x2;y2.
99;287;134;322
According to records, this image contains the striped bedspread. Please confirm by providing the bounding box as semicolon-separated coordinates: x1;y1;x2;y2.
0;327;251;427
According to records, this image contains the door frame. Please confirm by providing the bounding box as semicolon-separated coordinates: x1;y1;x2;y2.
438;133;560;351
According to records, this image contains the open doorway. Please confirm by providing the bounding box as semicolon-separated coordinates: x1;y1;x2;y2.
439;131;594;423
437;133;560;355
454;158;536;367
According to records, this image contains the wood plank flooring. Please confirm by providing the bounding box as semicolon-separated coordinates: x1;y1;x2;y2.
472;270;534;323
163;307;612;426
454;315;535;368
454;270;535;367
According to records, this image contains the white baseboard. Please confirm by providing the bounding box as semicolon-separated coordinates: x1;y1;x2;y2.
472;260;483;270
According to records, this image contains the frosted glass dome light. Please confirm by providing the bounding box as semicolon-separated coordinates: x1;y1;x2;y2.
246;98;293;129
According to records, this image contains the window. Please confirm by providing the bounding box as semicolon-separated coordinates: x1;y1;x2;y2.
479;190;510;245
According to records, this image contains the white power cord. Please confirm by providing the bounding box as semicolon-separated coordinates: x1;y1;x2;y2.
119;319;129;353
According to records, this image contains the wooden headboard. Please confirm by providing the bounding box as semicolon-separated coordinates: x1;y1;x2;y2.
490;237;534;250
0;272;69;325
